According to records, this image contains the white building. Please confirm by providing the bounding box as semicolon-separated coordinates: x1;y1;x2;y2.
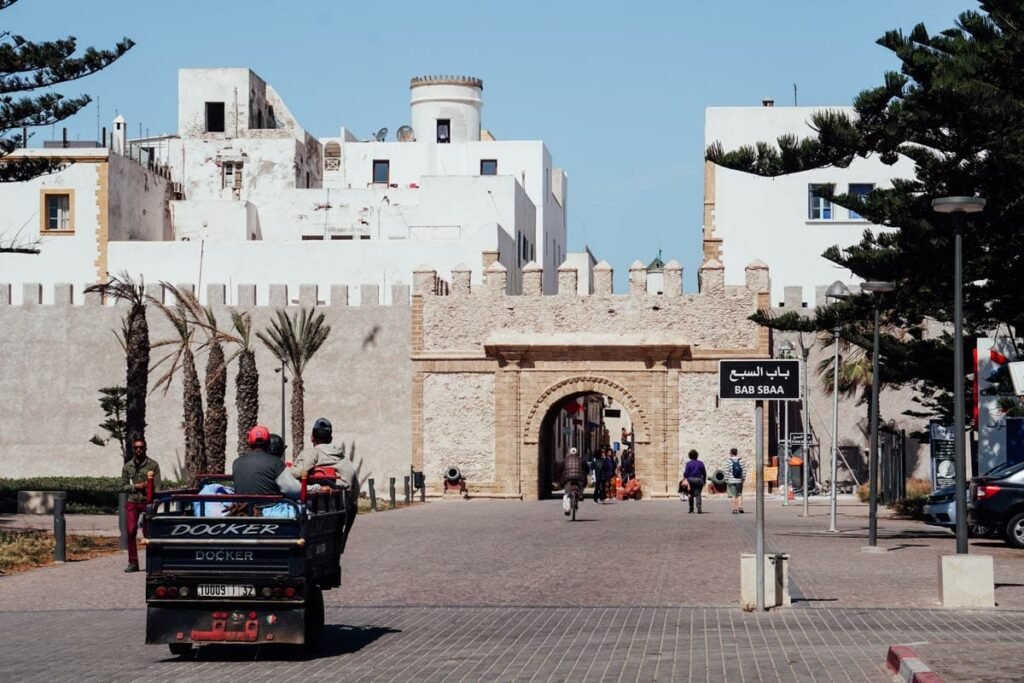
703;102;916;306
0;69;568;303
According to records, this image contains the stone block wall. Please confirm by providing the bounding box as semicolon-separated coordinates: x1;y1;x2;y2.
0;283;412;485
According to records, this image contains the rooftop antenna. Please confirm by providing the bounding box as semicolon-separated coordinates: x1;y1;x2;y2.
374;127;388;142
793;83;798;106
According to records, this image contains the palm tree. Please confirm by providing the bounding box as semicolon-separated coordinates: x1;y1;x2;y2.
152;287;206;482
201;310;228;474
230;311;260;456
257;308;331;455
85;273;149;461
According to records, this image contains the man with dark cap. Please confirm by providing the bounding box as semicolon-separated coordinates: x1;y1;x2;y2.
290;418;360;545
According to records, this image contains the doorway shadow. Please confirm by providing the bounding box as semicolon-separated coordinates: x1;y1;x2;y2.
166;624;400;662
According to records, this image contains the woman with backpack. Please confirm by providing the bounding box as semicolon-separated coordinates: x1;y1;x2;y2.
724;447;747;514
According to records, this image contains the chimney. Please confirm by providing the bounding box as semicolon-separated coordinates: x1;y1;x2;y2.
762;97;775;107
112;114;127;155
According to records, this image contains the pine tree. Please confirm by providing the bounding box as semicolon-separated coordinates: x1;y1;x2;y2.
706;1;1024;421
0;0;133;183
1;1;133;252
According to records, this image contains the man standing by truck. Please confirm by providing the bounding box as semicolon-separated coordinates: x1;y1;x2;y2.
121;434;160;573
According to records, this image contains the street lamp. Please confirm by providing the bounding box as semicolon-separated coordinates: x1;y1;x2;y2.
932;195;986;555
778;339;795;507
825;280;852;532
274;358;288;443
800;339;811;516
862;280;896;548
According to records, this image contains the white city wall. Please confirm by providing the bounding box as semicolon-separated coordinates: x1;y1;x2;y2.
706;106;917;305
0;283;413;485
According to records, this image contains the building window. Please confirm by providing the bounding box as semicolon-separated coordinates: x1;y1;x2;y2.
324;142;341;171
359;235;370;240
221;161;240;189
480;159;498;176
205;102;225;133
372;160;390;184
848;183;874;220
301;235;324;240
436;119;450;144
40;190;74;233
808;183;834;220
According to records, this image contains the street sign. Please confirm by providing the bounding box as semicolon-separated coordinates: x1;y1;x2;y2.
786;432;816;446
719;359;801;400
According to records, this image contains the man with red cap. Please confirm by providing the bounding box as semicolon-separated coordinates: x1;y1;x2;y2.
233;425;325;498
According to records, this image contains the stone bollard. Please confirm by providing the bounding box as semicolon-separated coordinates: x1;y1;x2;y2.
404;476;411;504
53;492;67;563
118;492;129;550
389;477;397;508
368;478;377;511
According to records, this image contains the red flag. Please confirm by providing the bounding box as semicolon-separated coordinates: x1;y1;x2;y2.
991;349;1009;365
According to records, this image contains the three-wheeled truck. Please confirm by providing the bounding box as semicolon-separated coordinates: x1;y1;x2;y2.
142;473;349;656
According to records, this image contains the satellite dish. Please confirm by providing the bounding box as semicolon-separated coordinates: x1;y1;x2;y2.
374;127;388;142
396;125;415;142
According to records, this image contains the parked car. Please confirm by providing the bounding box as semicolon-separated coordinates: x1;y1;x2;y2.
924;485;993;537
968;461;1024;548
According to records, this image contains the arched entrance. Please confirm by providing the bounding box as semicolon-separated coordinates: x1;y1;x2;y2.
537;391;635;498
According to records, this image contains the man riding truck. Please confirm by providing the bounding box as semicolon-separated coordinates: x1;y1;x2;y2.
561;447;589;516
234;425;326;499
289;418;360;542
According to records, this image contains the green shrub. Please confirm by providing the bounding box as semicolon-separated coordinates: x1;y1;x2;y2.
892;478;933;520
0;477;183;514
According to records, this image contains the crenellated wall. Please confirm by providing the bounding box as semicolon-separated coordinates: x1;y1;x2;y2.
0;282;412;484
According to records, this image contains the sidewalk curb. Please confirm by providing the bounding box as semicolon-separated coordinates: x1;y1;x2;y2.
886;645;943;682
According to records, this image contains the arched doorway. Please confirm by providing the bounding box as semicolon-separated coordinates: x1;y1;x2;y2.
537;391;634;498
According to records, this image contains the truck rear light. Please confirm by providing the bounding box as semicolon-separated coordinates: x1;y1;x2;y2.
249;611;257;620
284;587;296;598
179;586;190;598
261;587;272;598
272;587;283;597
155;586;167;598
167;586;179;598
977;484;1002;499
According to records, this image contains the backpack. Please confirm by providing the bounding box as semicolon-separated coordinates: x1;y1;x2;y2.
731;458;743;479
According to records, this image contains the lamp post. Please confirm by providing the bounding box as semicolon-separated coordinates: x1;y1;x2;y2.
861;280;896;547
274;358;288;443
779;339;795;506
800;340;811;516
932;196;986;555
825;280;852;532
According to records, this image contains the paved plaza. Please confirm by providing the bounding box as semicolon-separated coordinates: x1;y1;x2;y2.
2;496;1024;680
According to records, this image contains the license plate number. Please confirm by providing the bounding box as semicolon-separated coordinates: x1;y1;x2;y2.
197;584;254;598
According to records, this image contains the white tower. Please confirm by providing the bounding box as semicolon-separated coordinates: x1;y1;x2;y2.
409;75;483;144
112;114;127;155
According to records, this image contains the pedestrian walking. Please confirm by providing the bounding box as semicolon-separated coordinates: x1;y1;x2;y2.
121;434;160;572
724;447;747;514
593;450;609;503
683;449;707;514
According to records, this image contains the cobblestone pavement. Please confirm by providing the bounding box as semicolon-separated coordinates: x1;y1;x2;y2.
2;497;1024;680
3;605;1023;681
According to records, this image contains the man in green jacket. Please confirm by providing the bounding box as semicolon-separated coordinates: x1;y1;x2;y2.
121;434;160;572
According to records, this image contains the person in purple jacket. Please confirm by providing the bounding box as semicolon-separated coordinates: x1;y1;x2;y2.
683;449;707;514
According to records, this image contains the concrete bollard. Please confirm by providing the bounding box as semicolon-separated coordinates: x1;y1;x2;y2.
389;477;396;508
420;477;426;503
53;492;67;563
118;492;129;550
404;476;411;504
368;478;377;511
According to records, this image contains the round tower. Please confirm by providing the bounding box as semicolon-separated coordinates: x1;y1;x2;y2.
409;75;483;144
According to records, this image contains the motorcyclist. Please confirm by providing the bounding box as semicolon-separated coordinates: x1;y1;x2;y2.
561;447;589;516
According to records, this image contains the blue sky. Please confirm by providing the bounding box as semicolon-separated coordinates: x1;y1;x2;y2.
10;0;974;290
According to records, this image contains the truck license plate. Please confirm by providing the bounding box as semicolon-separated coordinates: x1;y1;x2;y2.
197;584;255;598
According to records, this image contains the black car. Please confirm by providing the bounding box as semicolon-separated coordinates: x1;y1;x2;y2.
968;461;1024;548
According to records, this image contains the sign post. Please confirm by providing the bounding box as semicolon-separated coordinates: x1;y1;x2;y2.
720;359;801;612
